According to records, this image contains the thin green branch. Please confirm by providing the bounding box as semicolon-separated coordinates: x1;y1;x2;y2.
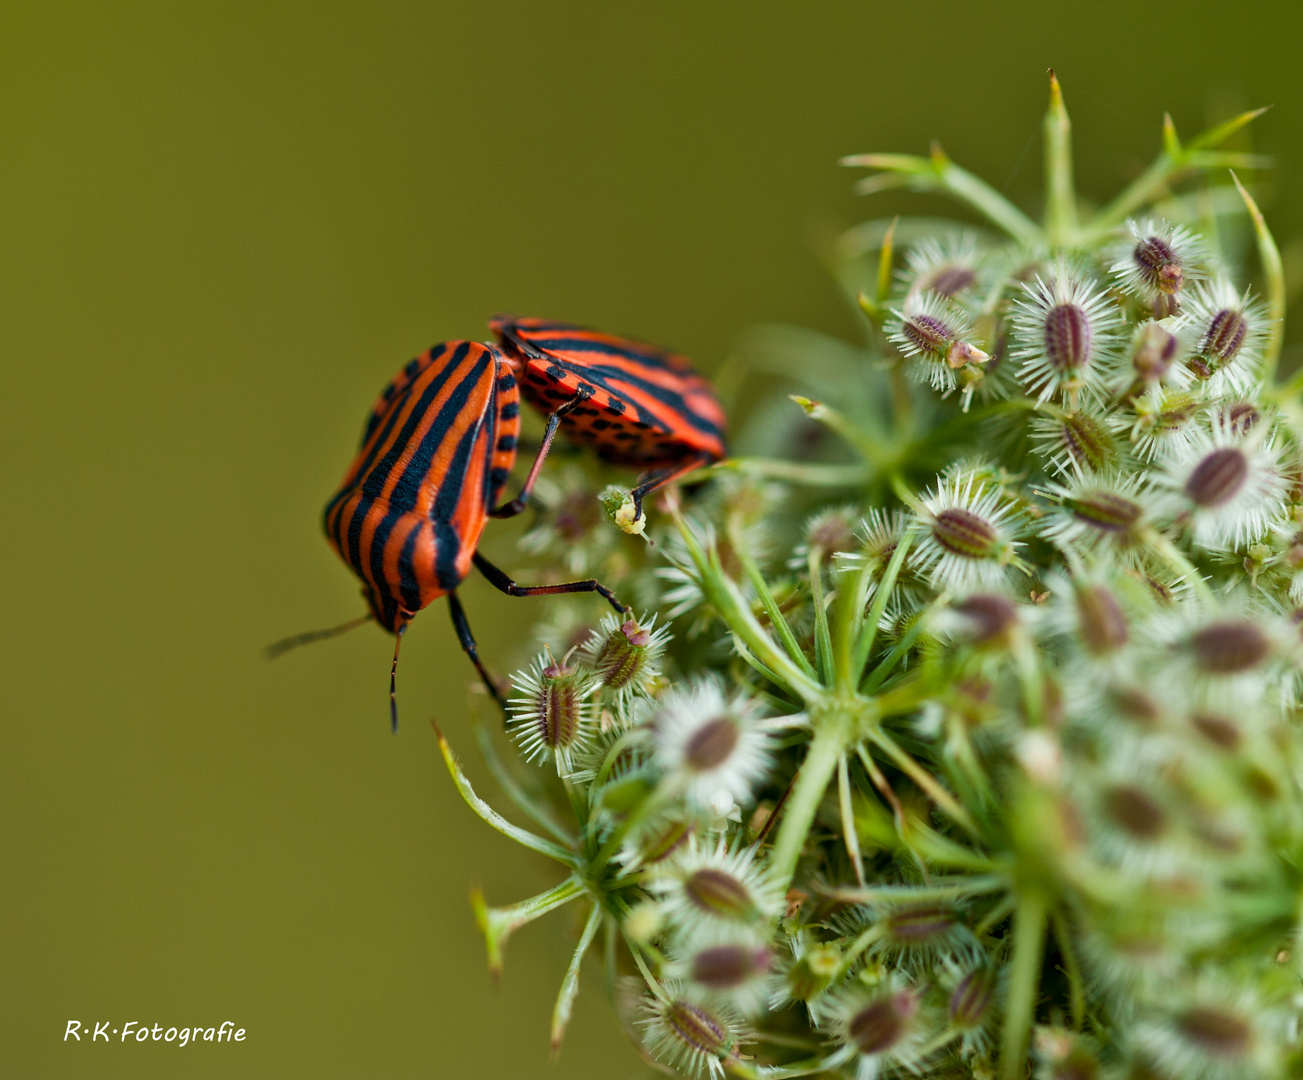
670;506;823;703
470;710;575;846
837;753;866;886
1231;172;1286;384
769;721;848;892
850;527;917;686
842;145;1041;245
719;457;871;487
550;901;604;1052
433;721;579;867
1084;106;1270;237
730;519;817;680
472;877;586;979
865;728;981;839
1000;889;1048;1080
808;546;835;686
790;395;888;465
828;874;1007;905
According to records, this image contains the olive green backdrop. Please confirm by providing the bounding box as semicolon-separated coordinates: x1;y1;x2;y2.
3;2;1300;1076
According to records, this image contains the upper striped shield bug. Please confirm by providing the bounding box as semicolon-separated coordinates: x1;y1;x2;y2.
489;317;727;527
271;339;626;730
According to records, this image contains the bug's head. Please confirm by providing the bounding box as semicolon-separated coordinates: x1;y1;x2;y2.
361;585;412;636
487;314;546;362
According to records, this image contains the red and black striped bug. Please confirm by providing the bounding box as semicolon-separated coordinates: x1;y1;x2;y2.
271;339;626;730
489;317;727;524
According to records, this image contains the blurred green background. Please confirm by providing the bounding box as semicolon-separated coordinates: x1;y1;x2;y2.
3;2;1300;1076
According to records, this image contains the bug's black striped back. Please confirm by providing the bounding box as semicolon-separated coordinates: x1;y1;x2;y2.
322;341;521;631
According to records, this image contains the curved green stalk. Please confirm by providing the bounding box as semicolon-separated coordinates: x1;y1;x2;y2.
769;720;849;892
1000;888;1047;1080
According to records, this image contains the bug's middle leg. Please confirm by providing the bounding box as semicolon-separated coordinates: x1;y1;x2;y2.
472;552;627;615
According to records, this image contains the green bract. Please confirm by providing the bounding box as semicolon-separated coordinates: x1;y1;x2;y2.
439;76;1303;1080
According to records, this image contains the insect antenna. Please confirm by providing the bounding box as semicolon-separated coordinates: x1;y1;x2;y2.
263;614;372;660
389;623;408;734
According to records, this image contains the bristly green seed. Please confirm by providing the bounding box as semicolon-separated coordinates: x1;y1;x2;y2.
1103;783;1167;839
901;313;957;354
932;507;998;558
847;992;917;1055
690;945;772;989
535;661;582;751
1176;1005;1252;1058
1190;621;1271;673
1065;489;1142;533
1200;308;1250;365
593;617;652;690
684;868;757;921
1058;413;1119;472
949;967;996;1028
885;904;958;944
683;716;741;771
1075;583;1129;654
664;1000;733;1058
788;943;840;1003
1044;303;1094;371
1131;322;1179;381
1184;447;1249;507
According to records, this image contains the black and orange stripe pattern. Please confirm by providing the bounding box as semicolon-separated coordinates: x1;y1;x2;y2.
490;316;727;469
322;340;520;632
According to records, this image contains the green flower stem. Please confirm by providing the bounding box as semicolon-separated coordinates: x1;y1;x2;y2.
550;901;603;1051
865;728;981;840
721;457;871;487
876;214;898;304
472;876;586;979
829;874;1007;905
841;148;1041;245
1232;172;1286;384
848;527;917;685
622;929;665;999
1083;106;1269;239
837;753;866;885
1051;908;1085;1031
435;721;580;868
999;887;1048;1080
808;547;835;685
769;717;851;892
670;505;823;703
833;551;877;697
790;395;889;466
470;710;575;846
1044;72;1079;247
731;519;817;680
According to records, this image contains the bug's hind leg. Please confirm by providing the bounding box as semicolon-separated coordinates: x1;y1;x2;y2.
490;387;594;520
629;452;714;522
472;552;627;615
447;591;510;716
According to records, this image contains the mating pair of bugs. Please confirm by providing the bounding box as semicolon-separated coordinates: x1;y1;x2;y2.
271;316;727;728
